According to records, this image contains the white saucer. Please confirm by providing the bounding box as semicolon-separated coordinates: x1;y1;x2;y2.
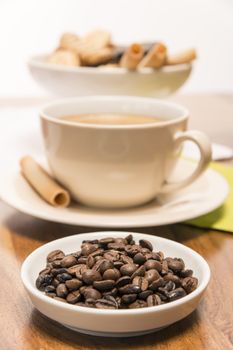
0;158;228;227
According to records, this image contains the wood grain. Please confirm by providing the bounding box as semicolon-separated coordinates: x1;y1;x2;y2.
0;95;233;350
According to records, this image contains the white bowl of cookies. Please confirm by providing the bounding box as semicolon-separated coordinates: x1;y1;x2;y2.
28;30;195;97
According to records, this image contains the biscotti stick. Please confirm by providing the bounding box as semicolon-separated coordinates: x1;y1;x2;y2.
137;43;167;69
20;156;70;207
166;48;197;65
80;47;113;66
120;43;144;69
47;49;80;67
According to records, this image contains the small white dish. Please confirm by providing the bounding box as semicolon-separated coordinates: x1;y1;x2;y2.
0;158;228;227
28;55;192;97
21;231;210;337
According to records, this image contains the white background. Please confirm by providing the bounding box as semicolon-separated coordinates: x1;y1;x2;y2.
0;0;233;97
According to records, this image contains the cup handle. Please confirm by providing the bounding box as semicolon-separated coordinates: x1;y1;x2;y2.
160;130;212;193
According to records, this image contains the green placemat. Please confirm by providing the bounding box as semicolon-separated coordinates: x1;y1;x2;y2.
185;161;233;232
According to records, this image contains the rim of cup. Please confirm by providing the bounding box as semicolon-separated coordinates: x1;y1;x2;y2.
40;96;189;130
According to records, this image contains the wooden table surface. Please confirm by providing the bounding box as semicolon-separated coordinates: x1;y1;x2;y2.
0;95;233;350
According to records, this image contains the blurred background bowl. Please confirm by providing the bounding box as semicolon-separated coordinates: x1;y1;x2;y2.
28;55;192;97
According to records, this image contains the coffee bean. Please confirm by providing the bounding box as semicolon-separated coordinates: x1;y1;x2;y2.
39;267;51;276
52;278;60;287
114;238;128;245
181;277;198;293
75;264;88;279
36;274;53;291
167;287;186;301
51;260;62;268
85;298;97;308
98;259;114;274
131;265;146;279
103;268;120;281
128;300;147;308
161;260;169;275
65;278;83;291
125;245;141;257
113;261;124;269
132;276;148;291
149;277;165;291
95;256;103;262
81;243;99;256
67;264;82;276
166;258;185;272
138;290;153;300
90;249;104;258
47;250;65;263
151;252;163;261
164;281;176;292
139;239;153;251
83;287;102;300
104;295;119;308
60;256;77;268
92;259;104;272
144;253;153;260
102;288;118;298
133;253;146;265
156;292;168;301
145;269;160;283
51;268;68;276
141;248;151;254
144;260;162;272
119;284;141;295
80;285;91;294
99;237;115;245
78;256;88;264
121;255;133;264
82;270;102;285
120;263;138;276
44;285;56;293
121;294;137;304
93;280;115;291
147;294;161;306
87;255;95;268
56;283;68;298
66;290;81;304
116;276;131;288
83;239;99;244
107;242;125;251
125;234;133;244
57;273;72;282
179;269;193;278
103;251;120;262
95;298;117;309
163;273;181;286
70;251;82;259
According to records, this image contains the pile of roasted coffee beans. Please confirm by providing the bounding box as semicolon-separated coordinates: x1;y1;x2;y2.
36;235;198;309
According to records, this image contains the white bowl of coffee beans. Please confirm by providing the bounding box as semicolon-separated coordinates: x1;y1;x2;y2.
21;231;210;337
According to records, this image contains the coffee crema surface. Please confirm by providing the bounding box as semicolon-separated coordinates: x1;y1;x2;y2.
60;113;162;125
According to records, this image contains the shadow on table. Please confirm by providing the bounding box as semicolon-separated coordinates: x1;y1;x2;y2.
28;308;201;349
5;209;226;263
3;210;211;244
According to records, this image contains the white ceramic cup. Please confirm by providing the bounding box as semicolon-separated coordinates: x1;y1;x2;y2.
40;96;212;208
